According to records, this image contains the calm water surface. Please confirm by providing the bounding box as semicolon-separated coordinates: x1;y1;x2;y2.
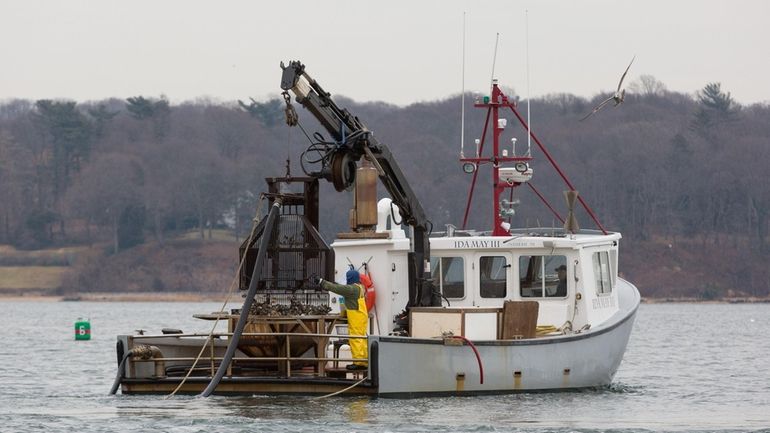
0;301;768;432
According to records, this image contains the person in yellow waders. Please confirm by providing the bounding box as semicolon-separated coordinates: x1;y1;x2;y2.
315;269;368;370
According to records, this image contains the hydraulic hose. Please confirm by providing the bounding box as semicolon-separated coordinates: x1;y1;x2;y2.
200;200;282;397
110;344;165;395
448;335;484;384
109;350;133;395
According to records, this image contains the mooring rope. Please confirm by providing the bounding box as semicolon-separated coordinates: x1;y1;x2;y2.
199;201;282;397
312;376;369;400
162;196;266;399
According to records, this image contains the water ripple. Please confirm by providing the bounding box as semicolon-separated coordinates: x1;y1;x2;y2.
1;301;769;432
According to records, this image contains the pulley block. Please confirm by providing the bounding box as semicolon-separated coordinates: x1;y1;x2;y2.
330;151;356;191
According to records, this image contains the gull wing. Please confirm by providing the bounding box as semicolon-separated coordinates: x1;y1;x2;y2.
580;96;615;121
616;55;636;92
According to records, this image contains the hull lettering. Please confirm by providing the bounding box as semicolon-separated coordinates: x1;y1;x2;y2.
453;240;502;249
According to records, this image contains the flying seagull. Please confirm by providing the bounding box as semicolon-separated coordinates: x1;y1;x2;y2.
580;56;635;121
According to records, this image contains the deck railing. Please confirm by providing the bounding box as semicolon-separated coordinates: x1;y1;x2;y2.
128;332;368;378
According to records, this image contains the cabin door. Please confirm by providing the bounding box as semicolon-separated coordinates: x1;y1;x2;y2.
472;253;513;307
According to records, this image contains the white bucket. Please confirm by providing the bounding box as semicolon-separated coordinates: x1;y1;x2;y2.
326;343;352;369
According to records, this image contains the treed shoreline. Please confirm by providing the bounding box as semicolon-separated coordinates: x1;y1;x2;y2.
1;80;769;299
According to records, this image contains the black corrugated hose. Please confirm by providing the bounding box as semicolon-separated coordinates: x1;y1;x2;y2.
199;200;282;397
109;349;134;395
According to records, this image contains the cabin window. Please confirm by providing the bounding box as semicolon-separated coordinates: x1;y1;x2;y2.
430;256;465;299
593;251;613;294
519;255;567;298
609;249;618;287
479;256;507;298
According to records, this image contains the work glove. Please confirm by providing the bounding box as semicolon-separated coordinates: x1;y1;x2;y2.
312;275;323;286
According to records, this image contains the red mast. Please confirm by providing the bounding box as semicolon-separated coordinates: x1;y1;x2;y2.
461;80;533;236
460;80;608;236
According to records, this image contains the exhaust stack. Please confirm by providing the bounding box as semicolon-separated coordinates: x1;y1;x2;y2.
349;158;378;232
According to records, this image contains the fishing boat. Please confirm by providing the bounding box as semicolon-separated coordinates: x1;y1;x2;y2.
112;61;639;397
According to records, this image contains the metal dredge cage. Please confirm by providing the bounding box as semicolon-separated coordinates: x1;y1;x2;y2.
238;177;333;307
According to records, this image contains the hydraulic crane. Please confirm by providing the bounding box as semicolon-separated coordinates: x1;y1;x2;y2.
280;60;437;308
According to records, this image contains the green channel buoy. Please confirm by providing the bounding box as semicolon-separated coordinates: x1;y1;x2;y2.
75;318;91;340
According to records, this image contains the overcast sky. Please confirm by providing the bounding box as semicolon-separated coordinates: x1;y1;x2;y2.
1;0;768;106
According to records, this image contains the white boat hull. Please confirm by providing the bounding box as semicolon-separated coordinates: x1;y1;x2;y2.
371;278;639;396
116;279;639;397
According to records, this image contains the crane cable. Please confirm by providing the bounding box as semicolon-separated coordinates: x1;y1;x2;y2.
283;90;370;179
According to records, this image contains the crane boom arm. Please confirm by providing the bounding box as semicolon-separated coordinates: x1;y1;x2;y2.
280;60;435;307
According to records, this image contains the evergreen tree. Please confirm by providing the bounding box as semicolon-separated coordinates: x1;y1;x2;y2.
87;104;119;139
238;97;283;126
33;100;93;241
692;82;737;130
125;96;155;119
126;95;171;140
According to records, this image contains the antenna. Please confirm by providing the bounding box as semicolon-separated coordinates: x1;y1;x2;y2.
525;10;532;156
460;11;466;158
490;32;500;88
563;190;580;234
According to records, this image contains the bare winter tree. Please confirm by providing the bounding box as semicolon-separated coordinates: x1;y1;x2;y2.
2;81;770;297
65;153;144;253
628;75;667;97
